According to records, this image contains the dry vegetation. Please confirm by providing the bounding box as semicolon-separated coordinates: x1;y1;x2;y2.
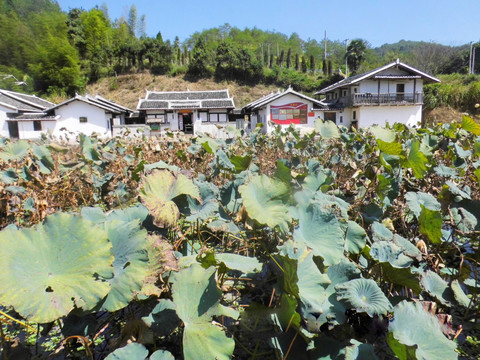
85;72;281;110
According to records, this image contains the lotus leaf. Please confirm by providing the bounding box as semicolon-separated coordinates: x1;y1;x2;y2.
150;350;175;360
140;170;200;227
33;144;54;174
105;342;148;360
315;119;340;139
0;213;113;323
389;300;457;360
278;241;330;315
102;220;149;311
420;270;455;306
182;179;219;222
369;125;396;142
215;253;262;274
0;140;29;161
462;115;480;135
405;191;441;218
336;278;392;316
172;264;238;360
142;299;181;337
419;205;443;243
377;139;403;155
402;140;428;179
238;174;291;232
293;198;347;266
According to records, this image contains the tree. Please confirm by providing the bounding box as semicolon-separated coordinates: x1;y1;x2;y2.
286;48;291;68
127;5;137;37
295;53;300;71
301;56;307;73
310;55;315;73
187;37;213;78
346;39;368;74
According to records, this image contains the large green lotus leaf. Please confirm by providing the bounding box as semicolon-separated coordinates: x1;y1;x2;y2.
302;167;335;193
0;213;113;323
445;180;471;200
150;350;175;360
32;144;55;174
451;279;471;307
229;154;252;173
386;332;417;360
434;164;458;179
336;278;392;317
293;199;347;266
345;221;367;254
404;191;441;218
238;174;291;231
315;119;340;139
183;179;219;222
142;299;181;337
462;114;480;135
0;140;29;161
305;259;361;331
107;205;150;224
370;225;422;268
215;253;262;274
419;205;443;243
381;263;422;295
278;241;330;315
402;140;429;179
377;139;403;156
172;264;238;360
105;342;148;360
420;270;455;306
140;170;200;227
389;300;457;360
102;220;149;312
451;207;477;233
0;168;18;184
369;125;396;142
344;339;379;360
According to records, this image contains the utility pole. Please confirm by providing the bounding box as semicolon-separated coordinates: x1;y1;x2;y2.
324;31;327;60
473;45;476;75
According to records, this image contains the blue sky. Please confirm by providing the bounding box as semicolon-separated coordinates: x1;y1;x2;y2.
57;0;480;47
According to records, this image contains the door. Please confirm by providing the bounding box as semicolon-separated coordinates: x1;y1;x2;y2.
324;112;336;124
8;121;19;139
182;113;193;134
396;84;405;101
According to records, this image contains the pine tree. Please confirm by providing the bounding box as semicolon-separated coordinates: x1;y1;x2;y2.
310;55;315;73
286;48;291;68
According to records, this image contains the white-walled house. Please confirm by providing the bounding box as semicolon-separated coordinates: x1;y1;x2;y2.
314;60;440;128
241;87;325;134
137;89;235;136
46;94;133;138
0;89;55;139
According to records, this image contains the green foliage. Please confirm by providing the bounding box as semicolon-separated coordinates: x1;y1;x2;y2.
0;213;113;323
1;121;480;358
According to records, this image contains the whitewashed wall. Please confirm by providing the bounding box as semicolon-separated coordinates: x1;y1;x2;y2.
0;105;10;137
53;101;111;138
17;120;56;139
256;94;320;134
358;105;422;127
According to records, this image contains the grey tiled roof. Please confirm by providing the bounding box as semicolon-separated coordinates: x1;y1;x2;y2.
315;60;440;94
201;99;234;108
0;93;39;111
5;91;54;109
7;113;58;121
147;90;229;101
138;101;169;109
138;89;235;111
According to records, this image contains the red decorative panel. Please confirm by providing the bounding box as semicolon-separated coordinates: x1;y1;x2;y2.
270;103;308;125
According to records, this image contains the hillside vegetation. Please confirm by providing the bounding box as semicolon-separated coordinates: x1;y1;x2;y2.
1;0;479;104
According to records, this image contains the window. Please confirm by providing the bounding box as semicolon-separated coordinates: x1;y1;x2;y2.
33;120;42;131
209;113;219;122
79;116;87;123
339;116;343;123
342;90;347;97
353;111;357;120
